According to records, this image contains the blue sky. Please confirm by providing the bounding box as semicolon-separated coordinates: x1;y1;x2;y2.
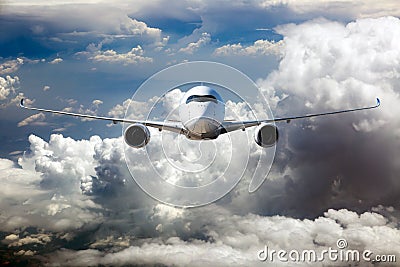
0;1;288;157
1;1;400;266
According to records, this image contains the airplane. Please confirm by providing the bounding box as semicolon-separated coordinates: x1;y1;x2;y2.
20;85;380;148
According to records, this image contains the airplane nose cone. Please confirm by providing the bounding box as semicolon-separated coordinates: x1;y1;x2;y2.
184;117;220;135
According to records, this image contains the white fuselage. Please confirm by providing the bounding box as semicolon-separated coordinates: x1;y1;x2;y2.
179;86;225;140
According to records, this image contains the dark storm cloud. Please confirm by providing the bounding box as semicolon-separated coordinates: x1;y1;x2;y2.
250;16;400;218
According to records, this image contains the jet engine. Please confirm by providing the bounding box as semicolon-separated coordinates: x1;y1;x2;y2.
124;123;151;148
254;123;278;147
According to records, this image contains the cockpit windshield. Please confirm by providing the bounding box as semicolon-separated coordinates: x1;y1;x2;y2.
186;95;218;104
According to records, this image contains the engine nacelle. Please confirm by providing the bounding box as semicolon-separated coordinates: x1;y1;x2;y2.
124;124;151;148
254;123;278;148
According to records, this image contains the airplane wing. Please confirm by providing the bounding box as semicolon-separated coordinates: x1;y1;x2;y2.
19;99;185;134
222;98;381;133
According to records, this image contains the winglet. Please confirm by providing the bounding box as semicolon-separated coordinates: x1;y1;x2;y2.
20;98;24;107
376;98;381;107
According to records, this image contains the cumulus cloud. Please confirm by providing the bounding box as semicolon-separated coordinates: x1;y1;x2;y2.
252;16;400;218
262;17;400;111
23;134;101;193
0;135;105;232
92;99;103;106
0;75;19;101
352;118;386;133
79;45;153;65
49;57;63;64
0;75;34;109
107;95;160;120
17;112;46;127
0;132;152;237
0;58;24;75
179;32;211;54
107;99;132;118
214;40;284;57
7;233;52;247
119;18;163;43
0;158;69;231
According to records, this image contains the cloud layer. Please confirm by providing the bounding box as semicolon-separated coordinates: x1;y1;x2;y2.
46;206;400;266
1;128;399;265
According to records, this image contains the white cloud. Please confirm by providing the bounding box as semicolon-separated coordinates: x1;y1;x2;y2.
119;18;162;42
89;235;130;249
152;203;185;221
92;99;103;106
49;57;63;64
0;76;34;109
179;32;211;54
0;75;19;101
0;136;106;232
260;16;400;121
43;85;50;91
352;118;386;132
107;95;159;120
80;45;153;65
5;93;34;109
0;58;23;75
57;99;104;121
17;112;46;127
214;40;284;57
107;99;132;119
21;134;102;194
8;233;52;247
4;234;19;242
52;127;67;132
